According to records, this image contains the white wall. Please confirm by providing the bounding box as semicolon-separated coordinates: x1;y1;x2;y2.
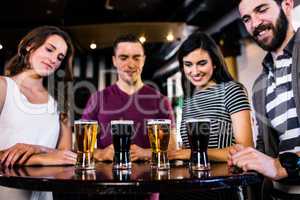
236;39;265;143
236;39;266;98
293;4;300;30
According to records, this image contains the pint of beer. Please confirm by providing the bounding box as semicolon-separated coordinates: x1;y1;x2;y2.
147;119;171;170
111;120;134;170
74;120;98;170
186;118;210;171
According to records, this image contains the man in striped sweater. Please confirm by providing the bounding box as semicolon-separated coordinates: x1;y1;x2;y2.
229;0;300;197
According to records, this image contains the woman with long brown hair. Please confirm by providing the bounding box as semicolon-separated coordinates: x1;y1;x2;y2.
0;25;77;200
0;26;76;167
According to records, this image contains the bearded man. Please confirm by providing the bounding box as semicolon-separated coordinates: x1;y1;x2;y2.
228;0;300;199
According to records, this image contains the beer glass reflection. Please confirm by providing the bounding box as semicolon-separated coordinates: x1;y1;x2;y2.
147;119;171;170
186;118;210;171
151;168;170;180
113;169;131;181
74;169;97;180
111;120;134;170
74;120;98;170
190;169;211;178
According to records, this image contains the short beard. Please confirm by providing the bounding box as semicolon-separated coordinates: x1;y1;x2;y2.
252;9;288;52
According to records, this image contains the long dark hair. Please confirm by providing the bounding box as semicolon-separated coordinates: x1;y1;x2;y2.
5;26;74;121
177;31;233;98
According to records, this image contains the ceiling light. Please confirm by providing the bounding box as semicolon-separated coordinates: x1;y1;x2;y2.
0;44;3;50
46;10;53;15
139;36;146;44
105;0;114;10
219;39;224;46
166;33;174;41
90;43;97;50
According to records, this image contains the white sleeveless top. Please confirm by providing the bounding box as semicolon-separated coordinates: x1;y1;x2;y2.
0;77;60;149
0;77;60;200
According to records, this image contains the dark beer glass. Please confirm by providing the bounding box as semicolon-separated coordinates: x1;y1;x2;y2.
186;118;210;170
74;120;98;170
111;120;134;169
147;119;171;170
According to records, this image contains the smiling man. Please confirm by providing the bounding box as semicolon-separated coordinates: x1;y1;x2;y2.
228;0;300;198
82;34;175;162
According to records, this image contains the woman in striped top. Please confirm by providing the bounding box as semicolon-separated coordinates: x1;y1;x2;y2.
168;32;253;162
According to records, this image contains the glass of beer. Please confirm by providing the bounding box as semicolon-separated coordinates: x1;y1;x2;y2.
147;119;171;170
111;120;134;170
186;118;210;171
74;120;98;170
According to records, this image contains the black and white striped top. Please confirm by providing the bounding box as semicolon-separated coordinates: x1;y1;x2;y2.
265;53;300;153
180;81;250;149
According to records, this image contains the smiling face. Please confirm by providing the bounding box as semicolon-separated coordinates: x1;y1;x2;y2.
183;48;216;90
239;0;289;51
28;34;68;77
112;42;145;85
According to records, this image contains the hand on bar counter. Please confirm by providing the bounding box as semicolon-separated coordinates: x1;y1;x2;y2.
130;144;151;162
0;146;77;167
32;150;77;166
167;148;190;160
94;144;114;162
0;143;54;167
228;144;288;180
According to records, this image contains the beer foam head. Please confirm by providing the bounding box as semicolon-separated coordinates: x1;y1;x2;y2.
111;120;134;125
74;120;98;125
147;119;171;125
185;118;210;123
